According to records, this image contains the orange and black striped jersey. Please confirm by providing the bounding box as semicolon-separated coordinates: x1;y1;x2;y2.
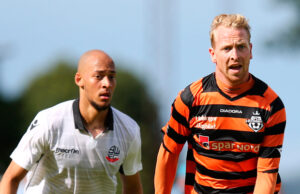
161;73;286;194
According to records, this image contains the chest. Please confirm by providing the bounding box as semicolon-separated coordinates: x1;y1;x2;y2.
188;98;270;153
47;129;127;174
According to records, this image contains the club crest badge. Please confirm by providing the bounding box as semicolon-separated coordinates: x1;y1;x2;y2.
246;111;264;132
106;145;120;162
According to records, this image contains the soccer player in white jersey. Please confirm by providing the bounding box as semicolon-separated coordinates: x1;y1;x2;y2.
0;50;143;194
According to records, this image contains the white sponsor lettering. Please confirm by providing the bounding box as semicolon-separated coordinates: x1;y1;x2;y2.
195;123;216;129
195;116;217;122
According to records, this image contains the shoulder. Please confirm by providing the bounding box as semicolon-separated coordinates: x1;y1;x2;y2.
178;73;214;108
32;100;75;130
111;107;140;136
251;76;285;119
252;75;284;105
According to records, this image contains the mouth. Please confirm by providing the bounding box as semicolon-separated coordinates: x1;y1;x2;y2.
229;64;242;70
99;92;111;100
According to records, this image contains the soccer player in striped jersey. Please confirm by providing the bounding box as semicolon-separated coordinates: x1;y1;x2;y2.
0;50;143;194
154;14;286;194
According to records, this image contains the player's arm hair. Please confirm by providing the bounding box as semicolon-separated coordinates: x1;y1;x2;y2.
154;144;179;194
119;172;143;194
0;161;28;194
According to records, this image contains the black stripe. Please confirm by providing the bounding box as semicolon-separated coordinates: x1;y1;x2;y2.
196;163;257;180
192;141;257;162
166;126;187;144
277;173;281;184
180;84;194;108
185;173;195;186
190;104;269;123
270;97;285;116
193;129;264;144
186;148;194;161
259;146;282;158
263;169;279;173
194;183;254;194
264;122;286;135
171;103;189;128
247;75;269;97
202;73;218;93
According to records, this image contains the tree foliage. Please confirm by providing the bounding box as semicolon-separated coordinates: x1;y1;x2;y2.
112;70;161;194
0;97;22;172
19;61;78;128
1;61;161;193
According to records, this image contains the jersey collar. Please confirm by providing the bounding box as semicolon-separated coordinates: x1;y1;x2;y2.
72;99;114;132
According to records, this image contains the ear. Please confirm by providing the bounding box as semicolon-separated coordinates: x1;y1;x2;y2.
75;72;84;88
209;47;217;63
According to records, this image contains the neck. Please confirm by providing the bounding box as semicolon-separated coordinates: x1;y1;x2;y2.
215;74;254;98
79;99;109;137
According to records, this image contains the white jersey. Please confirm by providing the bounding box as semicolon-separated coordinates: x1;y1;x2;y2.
11;99;142;194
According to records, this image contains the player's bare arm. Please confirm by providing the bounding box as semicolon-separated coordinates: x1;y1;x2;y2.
120;172;143;194
0;161;27;194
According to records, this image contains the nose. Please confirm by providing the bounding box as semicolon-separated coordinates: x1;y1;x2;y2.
230;48;239;61
102;76;112;88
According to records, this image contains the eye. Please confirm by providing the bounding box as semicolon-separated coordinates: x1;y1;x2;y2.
238;45;245;50
223;46;231;51
108;74;116;80
95;75;104;80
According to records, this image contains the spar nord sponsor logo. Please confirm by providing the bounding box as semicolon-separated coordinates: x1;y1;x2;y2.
220;109;243;114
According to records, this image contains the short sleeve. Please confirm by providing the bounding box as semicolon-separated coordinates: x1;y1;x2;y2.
121;126;142;176
257;96;286;172
10;111;50;171
162;89;191;154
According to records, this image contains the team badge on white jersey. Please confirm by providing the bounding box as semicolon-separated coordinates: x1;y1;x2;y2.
246;111;264;132
106;145;120;162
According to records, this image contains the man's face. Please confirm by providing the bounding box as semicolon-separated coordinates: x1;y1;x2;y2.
209;26;252;86
78;55;116;111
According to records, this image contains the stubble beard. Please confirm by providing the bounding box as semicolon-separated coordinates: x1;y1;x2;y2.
90;100;110;111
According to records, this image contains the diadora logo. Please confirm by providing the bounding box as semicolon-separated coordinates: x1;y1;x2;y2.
220;109;243;114
55;147;80;155
246;111;264;132
106;145;120;163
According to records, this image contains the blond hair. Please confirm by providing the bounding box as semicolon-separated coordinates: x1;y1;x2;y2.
210;14;251;47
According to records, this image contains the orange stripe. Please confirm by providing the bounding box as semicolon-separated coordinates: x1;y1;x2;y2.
275;182;281;192
193;151;257;172
257;158;280;172
185;185;193;194
189;79;204;99
190;116;266;132
163;134;184;154
191;91;272;110
195;172;256;189
261;134;284;147
266;108;286;127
